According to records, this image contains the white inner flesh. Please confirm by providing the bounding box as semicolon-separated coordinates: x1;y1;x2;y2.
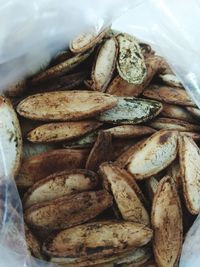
0;107;18;177
94;38;116;88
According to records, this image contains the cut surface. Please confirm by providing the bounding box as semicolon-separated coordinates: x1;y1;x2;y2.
70;28;108;53
179;135;200;214
16;149;89;188
97;97;162;125
148;117;200;132
92;37;118;92
17;91;117;121
0;96;22;177
151;176;183;267
143;85;196;107
117;33;147;84
23;169;98;208
127;130;178;179
100;162;149;225
43;221;153;263
27;121;102;143
104;125;155;139
25;190;113;230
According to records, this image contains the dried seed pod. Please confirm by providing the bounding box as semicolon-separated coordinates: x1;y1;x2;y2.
100;162;150;226
179;135;200;214
159;74;182;87
127;130;178;180
25;224;43;259
31;49;93;84
186;106;200;120
161;103;197;123
116;33;147;84
23;169;98;209
43;221;153;264
91;37;118;92
143;85;196;107
17;91;117;121
151;176;183;267
16;149;89;189
63;130;98;148
104;125;156;139
25;190;113;230
0;96;22;177
85;131;113;171
70;28;108;53
97;97;163;125
148;117;200;132
27;120;102;143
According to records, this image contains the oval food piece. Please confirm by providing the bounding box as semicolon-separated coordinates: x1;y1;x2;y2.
16;148;89;189
86;131;113;171
23;169;98;209
104;125;155;139
17;91;117;121
97;97;162;125
62;246;152;267
43;221;153;264
0;96;22;177
107;56;163;97
179;135;200;214
70;28;108;53
31;49;93;84
148;118;200;132
117;33;147;84
63;130;98;148
27;120;102;143
186;106;200;120
127;130;178;180
159;74;182;87
161;103;196;123
100;162;150;226
25;190;113;230
91;37;118;92
25;224;43;259
143;85;196;107
151;176;183;267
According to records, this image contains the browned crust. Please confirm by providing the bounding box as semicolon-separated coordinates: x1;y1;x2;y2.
151;176;183;267
23;169;98;207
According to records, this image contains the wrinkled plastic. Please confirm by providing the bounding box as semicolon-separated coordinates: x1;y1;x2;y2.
1;0;200;267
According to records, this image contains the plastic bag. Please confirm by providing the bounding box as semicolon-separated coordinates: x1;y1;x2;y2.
1;0;200;266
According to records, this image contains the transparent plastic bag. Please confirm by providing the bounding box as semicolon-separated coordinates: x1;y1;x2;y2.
1;0;200;266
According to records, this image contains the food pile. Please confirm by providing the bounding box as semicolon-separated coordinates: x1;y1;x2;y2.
1;27;200;267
